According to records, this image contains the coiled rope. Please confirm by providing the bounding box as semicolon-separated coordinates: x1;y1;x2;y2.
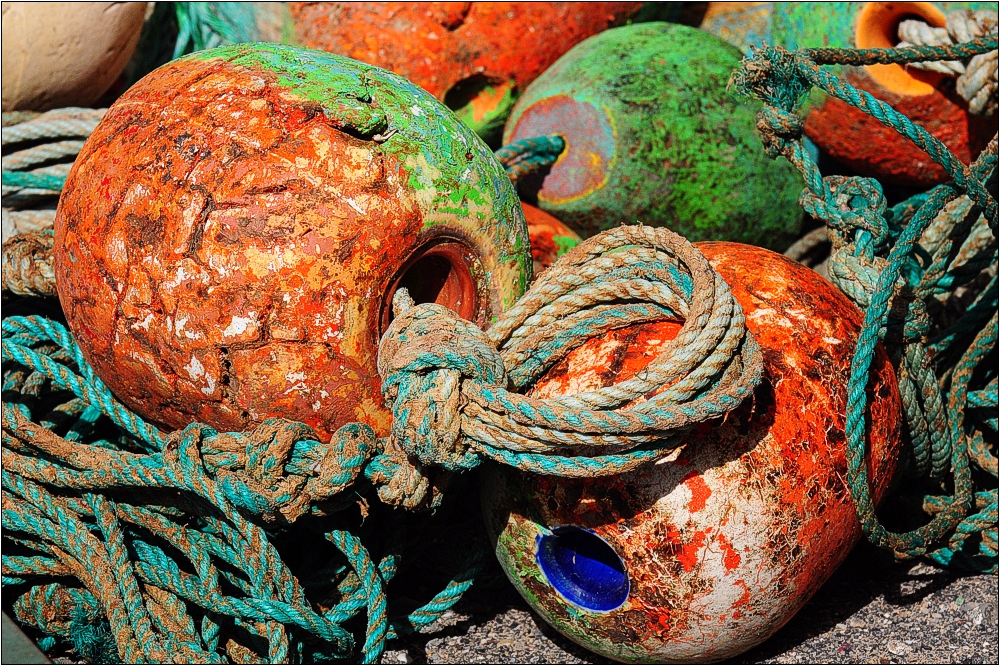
3;226;761;661
732;33;998;571
1;108;106;245
897;9;998;116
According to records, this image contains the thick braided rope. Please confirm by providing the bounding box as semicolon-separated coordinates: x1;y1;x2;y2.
375;225;763;506
732;37;998;571
2;229;56;296
1;108;104;199
494;135;566;185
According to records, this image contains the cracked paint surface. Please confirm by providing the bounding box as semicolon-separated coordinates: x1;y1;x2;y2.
54;43;529;441
483;242;903;663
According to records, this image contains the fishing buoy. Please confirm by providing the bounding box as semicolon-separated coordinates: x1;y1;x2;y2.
502;23;804;248
1;2;148;111
523;203;581;276
771;1;996;187
483;242;903;663
288;2;649;141
53;43;530;441
699;2;774;52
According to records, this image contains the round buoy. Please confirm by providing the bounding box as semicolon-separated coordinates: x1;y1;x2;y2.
483;242;903;663
502;23;804;248
523;203;581;276
53;43;530;441
1;2;148;111
771;1;996;187
698;2;774;52
288;2;649;141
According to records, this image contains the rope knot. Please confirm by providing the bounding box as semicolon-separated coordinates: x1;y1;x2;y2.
377;296;507;474
755;105;805;159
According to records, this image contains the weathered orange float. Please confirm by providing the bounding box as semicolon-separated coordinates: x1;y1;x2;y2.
483;242;903;662
522;203;581;275
53;43;530;442
288;2;648;140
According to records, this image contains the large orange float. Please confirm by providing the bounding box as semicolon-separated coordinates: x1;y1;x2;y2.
53;43;531;442
484;242;903;662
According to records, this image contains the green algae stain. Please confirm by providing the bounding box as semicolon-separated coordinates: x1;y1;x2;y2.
553;235;580;257
187;42;531;302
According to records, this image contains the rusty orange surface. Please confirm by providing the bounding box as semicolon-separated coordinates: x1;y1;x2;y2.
805;67;995;188
290;2;644;101
53;45;529;442
484;242;903;662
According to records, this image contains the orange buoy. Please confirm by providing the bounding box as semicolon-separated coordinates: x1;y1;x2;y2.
53;44;530;442
522;203;581;276
483;242;903;662
288;2;648;140
786;2;996;187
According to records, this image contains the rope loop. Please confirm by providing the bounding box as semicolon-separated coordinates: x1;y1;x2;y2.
366;225;763;507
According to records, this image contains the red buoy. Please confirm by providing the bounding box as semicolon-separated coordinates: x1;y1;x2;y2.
484;242;903;662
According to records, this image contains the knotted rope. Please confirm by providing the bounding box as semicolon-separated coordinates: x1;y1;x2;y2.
732;33;998;572
898;9;998;116
3;225;761;661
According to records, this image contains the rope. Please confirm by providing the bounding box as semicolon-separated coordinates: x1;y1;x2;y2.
3;220;760;660
897;9;999;116
732;34;998;572
495;135;566;185
1;229;56;296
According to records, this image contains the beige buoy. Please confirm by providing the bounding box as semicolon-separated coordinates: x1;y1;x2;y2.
2;2;148;111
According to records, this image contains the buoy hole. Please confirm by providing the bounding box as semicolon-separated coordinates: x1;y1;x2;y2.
855;2;948;96
382;241;479;332
536;526;629;612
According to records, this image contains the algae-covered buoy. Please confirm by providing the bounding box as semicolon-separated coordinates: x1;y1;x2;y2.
484;242;903;663
288;2;648;141
503;22;804;248
772;1;996;187
2;1;148;111
53;43;530;441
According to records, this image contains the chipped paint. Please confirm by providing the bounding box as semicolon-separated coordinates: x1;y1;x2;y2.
289;2;646;141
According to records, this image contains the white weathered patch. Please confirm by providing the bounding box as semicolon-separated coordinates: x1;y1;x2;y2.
410;105;424;116
822;336;842;345
201;374;216;396
312;400;322;411
285;371;307;382
184;355;205;380
223;313;257;338
133;313;154;330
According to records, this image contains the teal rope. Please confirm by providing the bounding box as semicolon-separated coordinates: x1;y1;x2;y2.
495;135;566;184
732;35;998;571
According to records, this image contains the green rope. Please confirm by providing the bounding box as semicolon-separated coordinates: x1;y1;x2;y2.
732;34;998;572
